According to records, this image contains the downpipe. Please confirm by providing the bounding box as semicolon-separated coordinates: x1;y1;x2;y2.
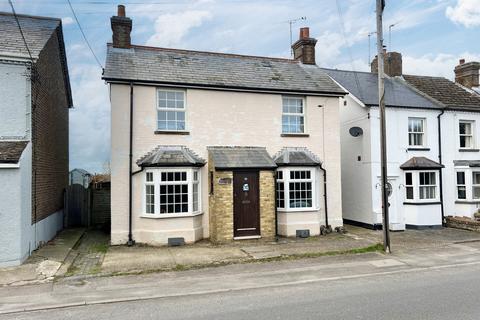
319;163;332;235
437;109;445;226
127;82;135;246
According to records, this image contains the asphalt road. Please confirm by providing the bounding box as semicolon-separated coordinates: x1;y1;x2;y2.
3;262;480;320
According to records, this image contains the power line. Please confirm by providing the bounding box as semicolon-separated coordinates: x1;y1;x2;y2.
335;0;364;101
8;0;34;62
66;0;103;69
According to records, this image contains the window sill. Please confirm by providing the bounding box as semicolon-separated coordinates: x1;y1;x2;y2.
459;148;479;152
455;200;480;204
277;208;319;213
281;133;310;137
403;201;441;206
154;130;190;135
407;147;430;151
141;212;203;219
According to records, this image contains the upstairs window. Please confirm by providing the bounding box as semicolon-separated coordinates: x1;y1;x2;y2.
282;97;305;134
157;90;186;131
459;121;474;149
408;117;425;147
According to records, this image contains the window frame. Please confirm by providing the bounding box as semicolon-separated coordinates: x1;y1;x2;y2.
408;117;426;147
281;96;306;134
156;89;187;132
142;168;202;218
403;170;439;203
456;171;466;200
472;171;480;200
459;120;475;149
276;167;318;212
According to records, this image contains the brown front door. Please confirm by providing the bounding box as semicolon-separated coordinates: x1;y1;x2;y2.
233;171;260;237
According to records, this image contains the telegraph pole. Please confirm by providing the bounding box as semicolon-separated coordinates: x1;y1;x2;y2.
376;0;391;253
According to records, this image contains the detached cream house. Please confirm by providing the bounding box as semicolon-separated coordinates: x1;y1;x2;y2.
103;6;346;245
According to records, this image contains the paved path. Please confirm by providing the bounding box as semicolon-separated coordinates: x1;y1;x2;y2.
1;240;479;317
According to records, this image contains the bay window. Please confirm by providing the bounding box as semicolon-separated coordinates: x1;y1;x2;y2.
143;168;201;216
404;170;439;202
276;168;317;211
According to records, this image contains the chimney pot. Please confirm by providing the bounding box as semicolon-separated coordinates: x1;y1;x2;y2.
117;5;126;17
459;58;465;65
299;27;310;39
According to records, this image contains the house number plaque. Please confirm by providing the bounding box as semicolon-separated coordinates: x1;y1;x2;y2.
218;177;232;185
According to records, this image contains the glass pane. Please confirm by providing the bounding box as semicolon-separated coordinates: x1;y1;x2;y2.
457;186;466;199
457;172;465;185
460;136;466;148
473;173;480;185
405;172;412;185
474;186;480;199
158;91;167;100
146;172;153;182
406;187;414;199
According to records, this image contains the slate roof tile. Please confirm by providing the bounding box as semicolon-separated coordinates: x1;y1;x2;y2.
273;147;321;166
400;157;444;170
137;145;205;167
103;45;346;95
322;68;441;109
208;146;277;170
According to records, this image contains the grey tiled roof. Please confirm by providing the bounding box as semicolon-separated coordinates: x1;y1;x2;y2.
273;147;321;166
0;141;28;163
137;145;205;167
0;12;73;108
208;146;277;170
103;45;346;95
403;75;480;110
323;68;441;109
0;12;60;58
400;157;444;170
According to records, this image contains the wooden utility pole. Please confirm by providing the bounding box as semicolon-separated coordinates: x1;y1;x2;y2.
376;0;391;253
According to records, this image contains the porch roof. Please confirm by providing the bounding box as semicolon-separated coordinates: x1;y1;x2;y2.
208;146;277;170
0;141;28;164
400;157;444;170
273;147;321;166
136;145;205;168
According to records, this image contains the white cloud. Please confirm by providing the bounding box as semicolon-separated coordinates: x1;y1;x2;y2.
62;17;74;25
403;52;480;79
446;0;480;28
146;10;212;47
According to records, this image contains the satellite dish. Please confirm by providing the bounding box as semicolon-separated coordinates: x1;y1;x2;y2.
349;126;363;137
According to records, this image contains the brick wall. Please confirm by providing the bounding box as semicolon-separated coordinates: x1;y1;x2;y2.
91;183;111;227
259;170;276;238
31;27;69;223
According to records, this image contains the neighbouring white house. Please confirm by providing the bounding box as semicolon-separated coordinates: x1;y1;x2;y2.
103;6;346;245
325;52;480;230
0;12;72;266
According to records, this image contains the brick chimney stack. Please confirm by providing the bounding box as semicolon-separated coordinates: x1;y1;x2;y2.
371;50;403;77
291;27;317;65
455;59;480;89
111;5;132;49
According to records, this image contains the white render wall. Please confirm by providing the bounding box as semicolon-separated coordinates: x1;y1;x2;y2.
110;84;343;244
441;110;480;219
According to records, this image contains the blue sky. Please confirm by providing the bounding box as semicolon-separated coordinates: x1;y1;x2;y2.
1;0;479;173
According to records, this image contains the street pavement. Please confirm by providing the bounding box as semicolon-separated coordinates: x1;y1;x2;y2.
1;239;480;319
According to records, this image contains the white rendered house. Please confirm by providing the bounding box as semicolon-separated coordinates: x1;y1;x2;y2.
325;54;480;230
